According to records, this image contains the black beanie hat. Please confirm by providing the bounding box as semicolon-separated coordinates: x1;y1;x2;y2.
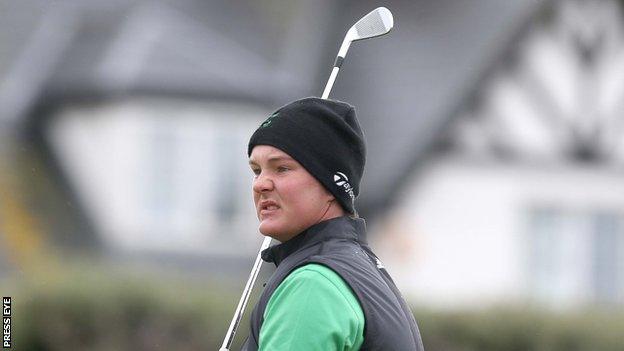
247;97;366;214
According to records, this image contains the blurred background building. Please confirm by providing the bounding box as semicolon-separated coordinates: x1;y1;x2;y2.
0;0;623;341
374;0;624;309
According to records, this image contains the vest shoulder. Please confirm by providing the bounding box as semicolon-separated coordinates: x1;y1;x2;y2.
285;263;362;312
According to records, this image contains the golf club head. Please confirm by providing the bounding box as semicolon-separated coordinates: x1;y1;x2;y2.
348;7;394;42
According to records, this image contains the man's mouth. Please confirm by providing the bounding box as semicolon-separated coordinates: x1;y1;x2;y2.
259;201;280;217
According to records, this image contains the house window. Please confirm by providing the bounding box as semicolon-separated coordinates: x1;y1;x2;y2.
528;208;623;306
592;213;622;303
144;120;177;224
213;129;239;222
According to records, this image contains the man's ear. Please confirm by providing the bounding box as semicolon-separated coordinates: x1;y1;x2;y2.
325;191;336;203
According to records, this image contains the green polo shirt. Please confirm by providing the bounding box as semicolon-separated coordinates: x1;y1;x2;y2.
258;264;365;350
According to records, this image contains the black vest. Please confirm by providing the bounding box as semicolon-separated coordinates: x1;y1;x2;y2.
242;216;424;350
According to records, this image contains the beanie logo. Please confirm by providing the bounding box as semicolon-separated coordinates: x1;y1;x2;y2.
333;171;355;201
259;112;279;128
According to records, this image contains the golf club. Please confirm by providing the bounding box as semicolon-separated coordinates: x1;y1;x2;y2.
322;7;394;99
219;7;393;351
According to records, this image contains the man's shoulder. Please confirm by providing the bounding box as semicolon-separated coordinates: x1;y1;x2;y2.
289;263;342;281
270;263;363;317
281;264;353;298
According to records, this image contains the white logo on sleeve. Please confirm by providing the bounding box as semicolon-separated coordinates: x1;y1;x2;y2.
333;171;355;200
375;258;385;270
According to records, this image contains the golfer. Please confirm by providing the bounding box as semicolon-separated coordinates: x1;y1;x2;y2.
242;97;424;350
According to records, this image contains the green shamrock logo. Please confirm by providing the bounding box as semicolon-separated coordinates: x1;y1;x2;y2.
260;112;279;128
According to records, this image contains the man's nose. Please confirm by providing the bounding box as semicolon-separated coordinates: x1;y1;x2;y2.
253;173;274;193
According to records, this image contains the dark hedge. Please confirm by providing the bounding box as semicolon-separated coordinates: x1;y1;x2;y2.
3;266;623;351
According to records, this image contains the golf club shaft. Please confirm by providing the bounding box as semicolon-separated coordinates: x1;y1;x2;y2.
220;236;272;351
322;39;352;99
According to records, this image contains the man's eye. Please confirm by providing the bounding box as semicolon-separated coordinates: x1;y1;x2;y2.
277;166;289;172
251;168;261;176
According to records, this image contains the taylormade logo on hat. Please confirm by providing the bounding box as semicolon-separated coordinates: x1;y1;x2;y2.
333;171;355;201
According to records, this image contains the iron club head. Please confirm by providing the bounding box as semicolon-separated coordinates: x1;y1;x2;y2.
348;7;394;42
322;7;394;98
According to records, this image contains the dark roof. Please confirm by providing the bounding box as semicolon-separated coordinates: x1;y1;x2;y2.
335;0;542;216
0;0;542;220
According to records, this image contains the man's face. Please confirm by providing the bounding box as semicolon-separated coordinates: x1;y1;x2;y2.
249;145;337;242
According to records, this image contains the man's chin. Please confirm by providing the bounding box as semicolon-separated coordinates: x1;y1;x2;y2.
258;220;294;242
258;219;281;236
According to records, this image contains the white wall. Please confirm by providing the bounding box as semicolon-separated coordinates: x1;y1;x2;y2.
373;157;624;308
48;97;269;256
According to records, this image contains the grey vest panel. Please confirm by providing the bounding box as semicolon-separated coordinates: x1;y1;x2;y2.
241;217;424;351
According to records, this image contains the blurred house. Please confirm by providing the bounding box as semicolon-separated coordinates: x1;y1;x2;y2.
0;0;340;264
1;0;622;310
374;0;624;309
1;0;532;265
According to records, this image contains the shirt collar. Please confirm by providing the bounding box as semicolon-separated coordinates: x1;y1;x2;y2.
261;216;367;266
